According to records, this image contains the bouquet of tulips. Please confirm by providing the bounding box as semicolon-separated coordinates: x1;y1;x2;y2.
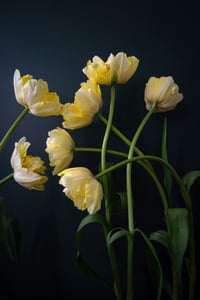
0;52;199;300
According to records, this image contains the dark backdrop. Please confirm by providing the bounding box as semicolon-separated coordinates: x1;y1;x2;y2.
0;1;199;299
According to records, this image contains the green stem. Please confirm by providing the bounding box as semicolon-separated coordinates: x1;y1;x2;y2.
96;157;167;211
0;173;13;185
126;106;156;300
97;112;155;174
0;107;29;152
96;154;190;208
74;147;127;158
101;85;116;224
134;157;196;300
142;157;195;300
96;153;195;299
100;85;122;300
97;112;131;146
96;153;195;298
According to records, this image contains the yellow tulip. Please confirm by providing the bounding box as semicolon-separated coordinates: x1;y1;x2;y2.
45;127;75;175
74;80;102;114
61;80;103;130
82;52;139;85
58;167;103;214
13;69;62;116
10;137;47;190
144;76;183;112
61;102;93;130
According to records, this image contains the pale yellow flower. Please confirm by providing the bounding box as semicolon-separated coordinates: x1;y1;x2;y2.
58;167;103;214
10;137;47;190
61;102;93;130
13;69;62;116
45;127;75;175
144;76;183;112
61;80;103;130
74;80;102;114
82;52;139;85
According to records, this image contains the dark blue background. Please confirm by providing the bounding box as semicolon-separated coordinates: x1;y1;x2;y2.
0;1;199;299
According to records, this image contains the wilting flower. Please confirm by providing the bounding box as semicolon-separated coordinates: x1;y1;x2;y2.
10;137;47;190
82;52;139;85
144;76;183;112
45;127;75;175
13;69;62;116
58;167;103;214
61;80;103;130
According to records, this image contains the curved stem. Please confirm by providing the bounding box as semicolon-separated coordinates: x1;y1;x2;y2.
100;85;122;300
96;155;188;208
97;112;131;146
97;112;155;174
74;147;127;158
96;154;195;299
0;107;29;152
101;85;116;225
0;173;14;185
126;106;156;300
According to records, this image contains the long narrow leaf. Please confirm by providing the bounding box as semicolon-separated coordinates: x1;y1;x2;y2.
75;214;111;287
108;192;128;216
106;227;130;246
149;230;173;298
167;208;189;285
182;170;200;193
135;228;163;300
150;230;169;249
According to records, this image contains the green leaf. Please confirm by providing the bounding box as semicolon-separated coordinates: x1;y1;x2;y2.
135;228;163;300
99;161;114;184
161;118;172;203
182;170;200;193
75;214;111;287
106;227;130;246
108;192;127;215
167;208;189;284
149;230;173;298
149;230;169;249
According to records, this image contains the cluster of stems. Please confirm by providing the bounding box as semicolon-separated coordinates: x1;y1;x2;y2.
0;85;196;300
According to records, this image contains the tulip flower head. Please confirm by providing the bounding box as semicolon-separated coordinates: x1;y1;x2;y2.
61;80;103;130
144;76;183;112
58;167;103;214
10;137;47;190
45;127;75;175
82;52;139;85
74;80;102;114
13;69;62;116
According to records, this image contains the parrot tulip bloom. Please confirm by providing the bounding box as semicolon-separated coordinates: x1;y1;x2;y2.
58;167;103;214
45;127;75;175
61;80;103;130
82;52;139;85
74;80;102;114
144;76;183;112
13;69;62;116
61;102;93;130
10;137;47;190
